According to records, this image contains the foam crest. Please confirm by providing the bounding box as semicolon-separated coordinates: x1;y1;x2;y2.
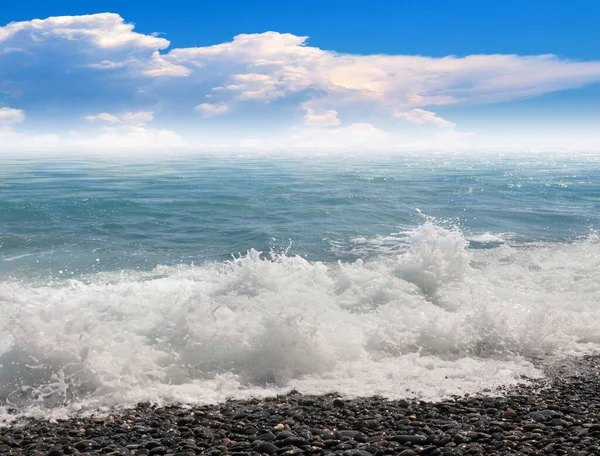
394;223;471;296
1;224;600;419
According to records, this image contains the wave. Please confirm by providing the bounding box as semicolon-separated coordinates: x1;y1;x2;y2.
1;222;599;419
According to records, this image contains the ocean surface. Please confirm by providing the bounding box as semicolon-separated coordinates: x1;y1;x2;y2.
1;153;599;419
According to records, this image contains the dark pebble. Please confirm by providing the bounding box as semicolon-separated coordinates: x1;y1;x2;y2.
147;446;168;456
390;435;428;444
258;432;276;441
257;441;279;455
398;450;417;456
278;437;307;447
74;440;101;451
281;450;303;456
333;399;345;408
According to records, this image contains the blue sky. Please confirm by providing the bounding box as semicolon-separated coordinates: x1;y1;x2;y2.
1;1;600;153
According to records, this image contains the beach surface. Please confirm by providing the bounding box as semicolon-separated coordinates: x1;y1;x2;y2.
2;355;599;456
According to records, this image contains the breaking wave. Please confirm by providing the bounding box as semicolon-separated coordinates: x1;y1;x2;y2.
1;223;599;419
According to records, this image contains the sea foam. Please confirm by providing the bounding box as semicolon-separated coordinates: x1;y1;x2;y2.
1;223;599;419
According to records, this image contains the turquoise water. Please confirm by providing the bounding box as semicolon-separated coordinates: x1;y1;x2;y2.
1;155;598;277
1;154;600;416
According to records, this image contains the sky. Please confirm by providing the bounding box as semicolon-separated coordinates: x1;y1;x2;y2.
1;0;600;154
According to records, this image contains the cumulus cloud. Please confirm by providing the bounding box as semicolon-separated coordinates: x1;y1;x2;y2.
0;13;167;49
223;73;285;101
194;102;229;118
303;104;341;127
143;51;191;77
160;31;600;111
0;107;25;125
3;13;600;152
4;14;600;112
394;108;456;128
0;13;187;118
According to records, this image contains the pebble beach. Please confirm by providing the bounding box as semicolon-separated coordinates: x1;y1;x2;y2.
2;355;600;456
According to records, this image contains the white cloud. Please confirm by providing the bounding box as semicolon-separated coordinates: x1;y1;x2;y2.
289;122;389;151
194;102;229;118
87;60;126;70
0;107;25;125
394;108;456;128
71;110;182;151
143;51;191;77
160;32;600;111
0;13;168;49
3;13;600;153
0;13;178;81
303;104;341;127
223;73;285;101
85;111;154;125
80;125;185;149
0;125;185;154
4;15;600;111
85;112;121;123
322;122;388;142
120;111;154;124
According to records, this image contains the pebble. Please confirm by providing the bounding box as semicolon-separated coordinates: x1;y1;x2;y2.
390;435;428;444
258;441;279;454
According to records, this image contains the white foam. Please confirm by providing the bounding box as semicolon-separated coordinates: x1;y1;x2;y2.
467;233;509;244
1;223;600;420
2;253;37;262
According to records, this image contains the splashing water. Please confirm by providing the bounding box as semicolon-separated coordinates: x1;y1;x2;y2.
1;222;600;419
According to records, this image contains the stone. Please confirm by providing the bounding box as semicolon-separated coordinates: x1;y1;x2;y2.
257;441;279;455
390;435;428;444
148;446;168;456
74;440;101;452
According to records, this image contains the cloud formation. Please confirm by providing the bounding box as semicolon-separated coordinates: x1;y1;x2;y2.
0;107;25;126
79;110;183;149
86;111;155;125
194;102;229;118
394;109;456;129
303;104;341;127
0;13;166;49
2;13;600;152
160;31;600;109
85;113;121;123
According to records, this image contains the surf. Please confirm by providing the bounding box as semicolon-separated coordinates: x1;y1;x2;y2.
1;222;599;419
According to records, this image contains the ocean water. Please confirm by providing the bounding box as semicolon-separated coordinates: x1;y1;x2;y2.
1;154;599;419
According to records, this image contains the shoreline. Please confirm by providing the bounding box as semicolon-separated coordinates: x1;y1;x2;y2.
1;355;599;455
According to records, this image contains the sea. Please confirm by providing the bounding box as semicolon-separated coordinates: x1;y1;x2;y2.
1;153;599;420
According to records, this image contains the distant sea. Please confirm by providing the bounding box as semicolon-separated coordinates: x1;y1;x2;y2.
1;154;599;418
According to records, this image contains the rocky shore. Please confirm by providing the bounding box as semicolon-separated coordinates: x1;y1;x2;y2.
1;355;600;456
